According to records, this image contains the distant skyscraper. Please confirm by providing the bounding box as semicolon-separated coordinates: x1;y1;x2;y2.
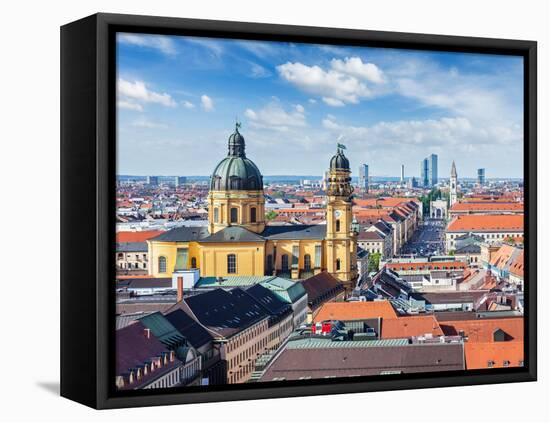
450;161;458;206
408;177;418;189
420;158;429;187
400;164;405;183
175;176;187;187
420;154;438;187
477;168;485;186
359;164;369;193
147;176;159;186
428;154;438;186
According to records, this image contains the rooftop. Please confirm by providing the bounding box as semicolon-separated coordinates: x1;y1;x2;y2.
447;214;524;232
314;300;398;323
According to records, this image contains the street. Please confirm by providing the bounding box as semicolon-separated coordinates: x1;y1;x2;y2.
400;218;445;257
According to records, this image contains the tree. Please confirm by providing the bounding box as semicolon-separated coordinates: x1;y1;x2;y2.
265;210;278;221
368;252;381;273
448;249;456;256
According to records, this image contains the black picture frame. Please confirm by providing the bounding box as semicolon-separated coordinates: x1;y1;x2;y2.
60;12;537;409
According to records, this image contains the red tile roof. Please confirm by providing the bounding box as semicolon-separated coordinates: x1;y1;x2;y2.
510;251;524;277
450;202;523;212
116;230;164;243
314;300;398;322
447;214;524;232
464;342;523;370
381;315;443;339
439;317;524;343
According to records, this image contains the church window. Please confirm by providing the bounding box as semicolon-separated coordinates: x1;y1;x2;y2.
336;219;341;232
191;257;197;269
158;256;167;273
336;258;341;271
250;207;257;223
230;207;238;223
214;207;219;223
227;254;237;274
281;254;289;272
304;254;311;271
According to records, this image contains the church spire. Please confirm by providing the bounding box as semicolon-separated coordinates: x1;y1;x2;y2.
451;161;457;178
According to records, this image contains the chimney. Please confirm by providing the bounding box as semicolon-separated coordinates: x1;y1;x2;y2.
144;328;151;339
177;276;183;303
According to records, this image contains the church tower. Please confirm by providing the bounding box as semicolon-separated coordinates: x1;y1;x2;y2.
325;145;358;293
449;161;458;207
208;124;265;234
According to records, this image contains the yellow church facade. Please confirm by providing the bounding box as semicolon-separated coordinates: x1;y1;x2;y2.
147;125;358;291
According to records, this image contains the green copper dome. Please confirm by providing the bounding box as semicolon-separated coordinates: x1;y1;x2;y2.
210;124;264;191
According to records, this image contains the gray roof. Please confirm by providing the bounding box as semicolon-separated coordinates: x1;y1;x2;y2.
455;244;482;254
149;223;327;243
116;242;148;252
262;224;326;240
201;226;265;243
260;341;464;381
150;226;210;242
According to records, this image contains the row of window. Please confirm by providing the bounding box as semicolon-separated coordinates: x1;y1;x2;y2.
213;206;258;224
119;262;146;269
117;253;147;261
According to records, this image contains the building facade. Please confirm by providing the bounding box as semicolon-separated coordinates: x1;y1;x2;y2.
147;125;358;292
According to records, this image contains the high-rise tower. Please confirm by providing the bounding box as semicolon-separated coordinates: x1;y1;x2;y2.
449;161;458;207
326;145;358;292
359;164;369;193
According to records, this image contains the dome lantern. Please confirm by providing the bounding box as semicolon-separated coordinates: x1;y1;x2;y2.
210;124;263;191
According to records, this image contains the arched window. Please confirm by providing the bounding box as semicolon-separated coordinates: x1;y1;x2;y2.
227;254;237;274
191;257;197;269
213;207;219;223
230;207;238;223
336;219;341;232
117;253;123;260
281;254;289;272
266;254;273;274
336;258;341;271
250;207;257;223
158;256;167;273
304;254;311;271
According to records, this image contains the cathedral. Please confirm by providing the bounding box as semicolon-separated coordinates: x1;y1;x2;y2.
147;124;358;291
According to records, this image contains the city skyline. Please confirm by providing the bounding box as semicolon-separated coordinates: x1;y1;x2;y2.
117;33;524;178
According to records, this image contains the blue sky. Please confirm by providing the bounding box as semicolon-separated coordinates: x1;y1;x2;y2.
116;33;524;179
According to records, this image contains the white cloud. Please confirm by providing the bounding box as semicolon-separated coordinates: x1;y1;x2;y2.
250;63;271;78
308;98;317;104
182;100;195;109
245;101;307;132
118;33;177;55
277;57;385;107
118;78;177;108
201;95;214;111
117;100;143;112
321;115;521;152
131;118;168;129
330;57;385;83
185;38;224;57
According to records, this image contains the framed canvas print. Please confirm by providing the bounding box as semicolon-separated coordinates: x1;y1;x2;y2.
60;13;537;409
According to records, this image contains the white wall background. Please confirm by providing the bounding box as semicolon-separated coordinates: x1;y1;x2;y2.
1;0;547;419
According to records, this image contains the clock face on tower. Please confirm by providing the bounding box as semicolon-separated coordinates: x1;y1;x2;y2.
334;210;342;218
